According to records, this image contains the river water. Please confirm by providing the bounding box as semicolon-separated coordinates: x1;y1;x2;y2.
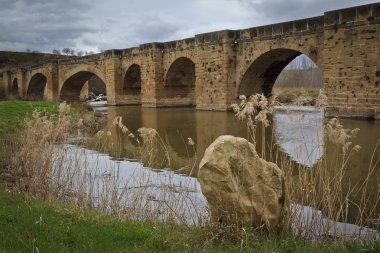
59;102;380;238
90;102;380;174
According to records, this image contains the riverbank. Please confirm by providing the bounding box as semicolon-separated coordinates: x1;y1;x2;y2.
272;87;319;105
0;100;379;252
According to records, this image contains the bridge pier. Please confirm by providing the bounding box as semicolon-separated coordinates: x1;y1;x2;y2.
103;51;123;105
1;71;11;98
140;43;164;108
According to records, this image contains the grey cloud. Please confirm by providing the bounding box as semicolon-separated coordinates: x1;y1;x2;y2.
0;0;97;52
128;15;182;43
234;0;379;25
78;13;184;51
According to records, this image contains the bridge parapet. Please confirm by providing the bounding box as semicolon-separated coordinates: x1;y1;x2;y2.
195;30;236;44
103;49;123;57
324;2;380;27
57;54;105;66
121;47;139;59
162;38;196;52
21;61;58;72
139;42;164;51
238;16;324;41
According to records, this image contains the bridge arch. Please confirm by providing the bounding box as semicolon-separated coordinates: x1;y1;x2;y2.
60;71;107;101
11;78;19;98
27;73;47;100
237;48;323;97
162;57;196;105
123;64;141;95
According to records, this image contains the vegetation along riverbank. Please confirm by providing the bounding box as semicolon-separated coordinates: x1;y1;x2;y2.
0;99;379;252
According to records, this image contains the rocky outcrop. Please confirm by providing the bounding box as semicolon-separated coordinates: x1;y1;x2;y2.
198;135;286;229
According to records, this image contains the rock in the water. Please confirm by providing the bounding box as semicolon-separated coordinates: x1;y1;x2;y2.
198;135;286;228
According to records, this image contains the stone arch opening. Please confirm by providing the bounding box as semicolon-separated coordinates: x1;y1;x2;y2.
238;48;323;98
60;71;106;102
27;73;47;100
162;57;195;105
273;54;323;103
11;78;19;98
123;64;141;95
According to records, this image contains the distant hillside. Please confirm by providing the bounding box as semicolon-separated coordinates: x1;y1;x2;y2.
0;51;70;72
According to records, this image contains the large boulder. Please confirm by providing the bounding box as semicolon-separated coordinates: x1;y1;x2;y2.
198;135;286;229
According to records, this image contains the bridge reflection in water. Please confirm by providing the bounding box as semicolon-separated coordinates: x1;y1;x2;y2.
90;103;380;174
273;106;324;168
96;103;325;170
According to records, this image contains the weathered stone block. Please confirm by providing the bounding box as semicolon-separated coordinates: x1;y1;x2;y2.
198;135;286;228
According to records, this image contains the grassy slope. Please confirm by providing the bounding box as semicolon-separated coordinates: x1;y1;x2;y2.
0;101;60;135
0;101;62;166
0;101;379;252
0;191;154;252
0;51;68;71
2;192;379;253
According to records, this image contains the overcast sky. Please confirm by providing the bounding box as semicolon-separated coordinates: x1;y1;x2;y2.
0;0;378;53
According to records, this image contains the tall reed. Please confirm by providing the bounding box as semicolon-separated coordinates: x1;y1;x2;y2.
231;91;380;240
6;102;206;227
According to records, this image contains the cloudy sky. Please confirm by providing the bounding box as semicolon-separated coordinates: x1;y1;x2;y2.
0;0;377;53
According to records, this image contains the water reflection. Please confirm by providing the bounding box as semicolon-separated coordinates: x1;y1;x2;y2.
273;106;324;167
54;143;379;238
90;102;380;175
94;104;248;171
54;144;208;225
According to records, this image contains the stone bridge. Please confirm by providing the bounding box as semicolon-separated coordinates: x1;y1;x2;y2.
1;3;379;118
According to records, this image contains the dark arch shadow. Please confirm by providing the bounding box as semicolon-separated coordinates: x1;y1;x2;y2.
123;64;141;95
11;78;19;99
162;57;195;103
27;73;47;100
239;48;315;97
60;71;106;102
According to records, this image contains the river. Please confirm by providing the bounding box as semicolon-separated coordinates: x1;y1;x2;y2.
57;102;380;238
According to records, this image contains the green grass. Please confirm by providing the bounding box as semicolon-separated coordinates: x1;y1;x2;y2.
0;191;153;252
0;101;81;164
0;100;80;135
0;191;379;253
272;87;320;104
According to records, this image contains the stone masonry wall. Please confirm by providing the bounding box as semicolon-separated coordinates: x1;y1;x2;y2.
194;31;235;110
324;3;380;119
139;43;164;107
